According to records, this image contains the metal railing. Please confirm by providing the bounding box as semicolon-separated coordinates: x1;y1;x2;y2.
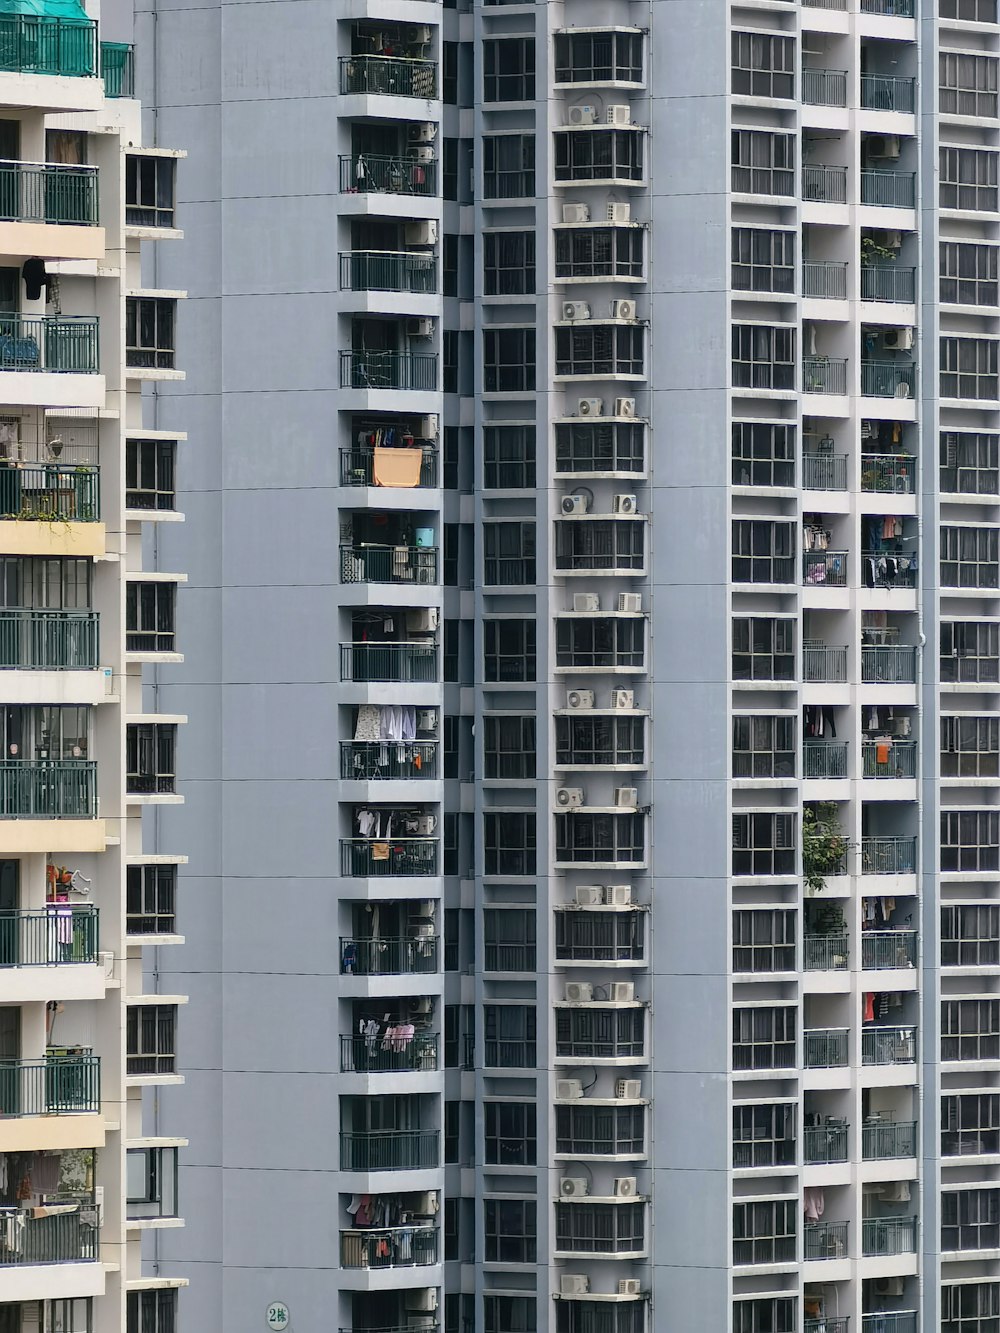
0;905;97;966
862;930;918;969
807;1321;848;1333
339;55;438;98
862;552;917;590
862;1314;916;1333
340;838;438;877
339;251;437;294
862;739;917;778
802;164;847;203
861;360;916;398
340;1129;439;1171
804;643;848;682
0;15;96;76
341;446;437;488
0;1054;99;1115
804;1220;849;1260
803;260;848;300
804;1028;849;1067
861;74;916;113
100;41;133;96
339;1032;438;1074
340;642;437;683
862;1215;917;1256
340;936;438;976
0;761;96;818
803;0;847;7
803;357;848;394
862;1026;916;1065
861;170;916;209
804;550;848;587
0;315;98;373
804;1122;849;1163
860;836;917;874
340;1226;437;1268
804;741;848;778
804;935;849;970
0;464;99;521
860;453;916;493
862;1119;917;1159
862;0;915;13
340;350;437;392
802;68;848;107
340;544;438;586
340;741;438;781
803;453;848;490
0;161;98;226
861;265;916;304
340;154;437;197
0;609;98;670
0;1207;97;1265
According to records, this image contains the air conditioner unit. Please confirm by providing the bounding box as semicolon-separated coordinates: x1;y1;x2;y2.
882;327;914;351
415;814;436;835
419;414;439;440
574;593;600;612
614;1176;638;1197
411;145;436;163
557;1078;585;1099
560;1177;590;1198
868;134;900;159
576;885;604;906
406;607;439;632
563;203;591;224
606;884;632;905
616;1078;641;1099
567;690;595;710
615;786;638;808
561;1276;590;1297
405;219;438;246
880;1180;911;1202
405;1291;439;1312
407;318;434;338
410;996;433;1013
610;982;635;1002
568;105;598;125
607;104;631;125
611;690;634;709
408;122;437;142
871;228;902;250
417;709;437;731
565;981;594;1003
607;202;631;223
618;593;641;613
562;494;590;515
578;398;603;416
563;301;591;321
875;1278;906;1297
613;494;638;514
611;299;636;320
615;397;636;417
407;24;433;43
618;1280;642;1297
557;787;585;808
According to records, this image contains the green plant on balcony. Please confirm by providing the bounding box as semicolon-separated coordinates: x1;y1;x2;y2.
861;236;897;265
803;802;848;894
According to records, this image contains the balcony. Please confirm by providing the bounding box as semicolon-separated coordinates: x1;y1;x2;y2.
804;1028;849;1067
340;1226;437;1269
862;930;917;969
340;839;438;877
862;1025;916;1065
804;1120;849;1163
802;68;848;107
339;1032;438;1074
860;836;917;874
861;170;915;209
808;1322;848;1333
804;935;849;970
0;161;98;226
862;1215;917;1256
340;545;438;585
0;905;97;965
862;552;917;589
862;1315;916;1333
861;361;915;398
862;0;915;13
0;15;96;77
340;936;438;976
861;74;916;113
340;154;436;197
861;740;916;778
803;453;848;490
0;1053;99;1114
804;741;848;778
804;643;848;682
340;1129;439;1171
860;454;916;494
803;358;847;394
802;165;847;203
341;445;437;488
804;1220;848;1260
555;1006;645;1061
340;741;438;781
0;316;98;374
0;609;98;670
862;1119;916;1159
803;551;848;587
0;1207;97;1265
0;464;99;522
340;351;437;392
340;643;437;683
0;761;95;818
339;56;437;98
100;41;133;97
861;266;916;304
339;251;436;295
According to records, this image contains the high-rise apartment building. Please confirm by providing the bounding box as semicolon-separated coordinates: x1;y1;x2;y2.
137;0;1000;1327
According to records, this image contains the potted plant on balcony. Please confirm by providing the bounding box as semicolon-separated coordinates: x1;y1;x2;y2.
803;801;849;895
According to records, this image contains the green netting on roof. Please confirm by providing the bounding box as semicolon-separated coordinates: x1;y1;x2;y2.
0;0;89;20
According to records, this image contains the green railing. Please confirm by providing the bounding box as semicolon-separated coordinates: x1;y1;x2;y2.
340;1129;439;1171
340;1032;438;1074
861;266;916;303
861;74;916;113
0;1054;100;1115
0;609;98;669
862;1215;917;1256
0;1206;97;1265
0;316;98;373
0;161;97;226
0;15;96;76
861;170;915;208
340;544;438;584
862;1119;917;1159
861;360;915;398
0;760;96;818
340;154;437;197
339;251;437;294
340;935;438;975
339;55;437;98
0;905;98;966
100;41;133;97
0;464;98;520
340;350;437;391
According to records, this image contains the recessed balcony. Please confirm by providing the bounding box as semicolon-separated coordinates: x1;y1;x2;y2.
340;350;437;392
860;835;916;874
862;930;917;969
862;1214;917;1256
339;56;437;99
803;358;848;394
341;444;437;489
340;838;438;877
861;360;916;398
0;760;96;818
861;74;916;113
340;1226;438;1270
340;1032;438;1075
804;1028;848;1068
862;1315;916;1333
340;935;438;976
862;1025;916;1065
861;266;916;304
804;740;848;778
339;251;437;295
804;1219;848;1260
804;643;848;682
0;905;97;966
340;642;437;684
804;934;849;970
340;741;438;781
0;609;98;670
0;315;98;375
803;164;847;204
862;1118;916;1159
0;1205;97;1266
339;154;436;198
861;170;915;209
340;1129;439;1172
0;464;98;523
861;739;916;777
862;454;917;495
804;1120;848;1164
802;68;848;108
341;544;437;586
0;1052;99;1116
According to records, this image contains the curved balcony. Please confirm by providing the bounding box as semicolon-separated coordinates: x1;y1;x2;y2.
0;761;96;818
0;609;98;669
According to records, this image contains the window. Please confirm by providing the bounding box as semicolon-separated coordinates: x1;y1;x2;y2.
553;128;645;183
126;723;177;794
126;581;176;652
483;715;536;779
127;864;177;935
484;232;536;295
556;1103;644;1155
555;811;645;863
484;1101;537;1163
444;617;459;684
731;32;794;99
483;134;535;198
556;420;644;474
942;431;999;495
555;714;644;767
442;41;458;103
126;437;176;511
943;904;1000;966
484;618;536;681
484;811;536;875
486;1297;536;1333
443;329;458;394
943;1093;1000;1156
733;1200;796;1265
731;228;795;294
555;909;645;962
0;557;91;610
942;998;1000;1061
125;155;176;229
732;1103;796;1168
733;1300;796;1333
484;908;536;971
484;423;536;488
941;242;999;306
555;1201;645;1253
555;324;644;378
943;1189;1000;1251
732;519;795;584
483;520;536;584
942;337;1000;399
942;716;1000;777
733;909;795;973
483;38;535;101
731;129;795;196
733;812;796;876
127;1145;179;1219
126;298;176;369
483;1004;536;1066
556;615;645;670
732;421;795;488
484;328;535;392
943;1282;1000;1333
940;51;999;117
941;525;999;587
554;518;645;572
732;617;794;682
554;30;643;84
557;1304;644;1333
733;1006;796;1070
555;1006;644;1059
942;809;1000;872
732;324;795;391
48;1300;93;1333
127;1294;174;1333
942;620;1000;683
443;136;458;201
732;715;794;779
555;226;643;280
126;1003;177;1074
940;0;997;14
940;146;999;211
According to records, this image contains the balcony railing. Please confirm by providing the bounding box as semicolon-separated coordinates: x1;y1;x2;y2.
860;835;917;874
861;0;915;13
803;357;848;394
861;74;916;113
0;609;98;670
340;350;437;392
862;1215;917;1256
804;1028;849;1067
803;453;848;490
804;741;848;778
340;642;437;683
100;41;133;96
340;446;438;488
861;266;916;303
340;154;437;197
340;936;438;976
804;1121;849;1163
0;161;98;226
861;454;916;493
804;551;848;587
862;1119;917;1159
339;1032;438;1074
0;464;99;521
802;68;848;107
340;838;438;877
861;170;915;209
861;739;916;778
803;164;847;204
0;1054;99;1115
804;935;849;970
0;1207;97;1265
804;643;848;682
340;741;438;781
339;251;437;294
0;15;96;76
340;544;438;585
340;1225;437;1268
804;1220;849;1260
861;360;916;398
862;1314;916;1333
862;930;917;969
340;1129;439;1171
0;905;97;966
862;1026;916;1065
339;55;438;98
0;761;96;818
0;316;98;373
807;1321;848;1333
